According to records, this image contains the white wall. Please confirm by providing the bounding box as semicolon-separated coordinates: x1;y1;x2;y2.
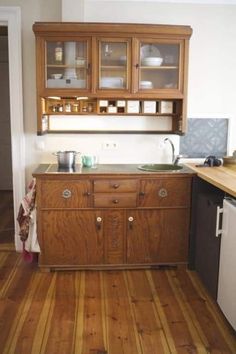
1;0;236;184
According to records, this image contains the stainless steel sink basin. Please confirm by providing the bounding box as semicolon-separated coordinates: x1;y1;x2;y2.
138;164;183;172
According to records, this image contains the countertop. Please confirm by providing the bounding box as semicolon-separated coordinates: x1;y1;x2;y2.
185;163;236;198
33;163;194;176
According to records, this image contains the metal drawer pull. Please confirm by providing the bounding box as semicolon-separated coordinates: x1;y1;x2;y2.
158;188;168;198
62;189;72;199
96;216;102;230
113;184;120;189
128;216;134;230
216;206;223;237
113;199;119;204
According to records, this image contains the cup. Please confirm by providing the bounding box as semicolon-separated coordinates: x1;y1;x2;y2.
82;155;98;168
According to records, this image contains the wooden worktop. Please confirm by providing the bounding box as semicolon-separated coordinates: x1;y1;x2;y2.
185;163;236;198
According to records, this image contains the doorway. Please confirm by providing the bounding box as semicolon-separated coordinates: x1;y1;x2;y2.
0;7;25;251
0;26;14;249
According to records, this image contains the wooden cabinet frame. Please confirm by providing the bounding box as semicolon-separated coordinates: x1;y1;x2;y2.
33;22;192;135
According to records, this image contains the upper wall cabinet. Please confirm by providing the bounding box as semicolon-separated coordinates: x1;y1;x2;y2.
33;22;192;135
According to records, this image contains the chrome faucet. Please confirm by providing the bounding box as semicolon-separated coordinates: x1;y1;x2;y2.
164;137;180;165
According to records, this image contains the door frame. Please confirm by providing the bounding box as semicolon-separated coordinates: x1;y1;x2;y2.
0;6;25;251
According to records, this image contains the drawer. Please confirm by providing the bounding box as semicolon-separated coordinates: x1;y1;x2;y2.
138;178;192;207
40;180;91;208
93;179;137;193
94;193;137;208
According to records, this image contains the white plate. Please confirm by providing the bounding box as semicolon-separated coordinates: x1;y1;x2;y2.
140;44;161;60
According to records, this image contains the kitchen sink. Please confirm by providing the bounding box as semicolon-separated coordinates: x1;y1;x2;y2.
138;164;183;172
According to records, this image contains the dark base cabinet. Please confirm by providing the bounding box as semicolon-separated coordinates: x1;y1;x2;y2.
190;177;224;299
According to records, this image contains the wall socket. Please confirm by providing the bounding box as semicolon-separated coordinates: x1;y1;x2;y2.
102;141;118;150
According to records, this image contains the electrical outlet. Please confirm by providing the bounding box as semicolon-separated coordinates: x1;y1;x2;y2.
102;141;118;150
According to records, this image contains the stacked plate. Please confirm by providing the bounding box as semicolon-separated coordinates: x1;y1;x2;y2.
101;77;124;88
142;57;163;66
139;81;153;89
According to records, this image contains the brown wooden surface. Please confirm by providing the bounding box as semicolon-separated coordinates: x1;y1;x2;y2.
93;179;137;193
40;179;92;208
93;193;137;208
36;174;192;269
139;177;191;207
0;251;235;353
33;22;191;135
186;163;236;198
126;209;189;264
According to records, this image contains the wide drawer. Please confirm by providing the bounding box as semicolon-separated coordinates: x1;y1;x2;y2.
93;179;137;193
94;193;137;208
40;180;91;208
139;178;192;207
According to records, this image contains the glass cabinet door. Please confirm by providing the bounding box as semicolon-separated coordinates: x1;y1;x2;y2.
98;39;130;91
138;41;180;91
45;40;90;90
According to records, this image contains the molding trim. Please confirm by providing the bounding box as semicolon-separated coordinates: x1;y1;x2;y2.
0;6;25;251
88;0;236;4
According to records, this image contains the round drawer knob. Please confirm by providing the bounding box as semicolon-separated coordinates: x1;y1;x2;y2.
158;188;168;198
128;216;134;222
113;199;119;204
113;184;120;189
96;217;102;222
62;189;72;199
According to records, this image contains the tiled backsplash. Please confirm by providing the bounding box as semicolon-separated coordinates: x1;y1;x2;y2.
180;118;228;158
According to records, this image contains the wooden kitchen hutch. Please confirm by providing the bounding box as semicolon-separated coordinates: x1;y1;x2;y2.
33;22;192;135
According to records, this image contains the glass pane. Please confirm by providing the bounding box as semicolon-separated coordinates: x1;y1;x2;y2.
99;41;128;89
46;41;88;89
139;43;179;90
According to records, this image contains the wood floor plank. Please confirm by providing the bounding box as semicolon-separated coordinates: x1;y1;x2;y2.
31;273;57;354
0;257;36;351
125;270;170;354
0;251;235;354
149;269;204;354
187;270;236;353
80;271;106;354
175;268;235;353
13;271;55;354
43;272;77;354
103;271;139;354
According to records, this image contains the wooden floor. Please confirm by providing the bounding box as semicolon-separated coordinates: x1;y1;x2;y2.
0;252;235;354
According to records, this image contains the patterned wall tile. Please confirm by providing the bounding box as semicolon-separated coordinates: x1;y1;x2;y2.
180;118;228;158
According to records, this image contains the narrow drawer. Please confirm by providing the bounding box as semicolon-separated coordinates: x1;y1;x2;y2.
93;179;137;193
40;180;91;208
94;193;137;208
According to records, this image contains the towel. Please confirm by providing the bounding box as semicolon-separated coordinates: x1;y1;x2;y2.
17;178;40;260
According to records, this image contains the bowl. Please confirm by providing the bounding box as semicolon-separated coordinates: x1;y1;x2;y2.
51;73;62;79
139;81;153;89
142;57;163;66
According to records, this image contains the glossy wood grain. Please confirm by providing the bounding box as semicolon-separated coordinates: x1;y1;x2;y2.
0;252;235;354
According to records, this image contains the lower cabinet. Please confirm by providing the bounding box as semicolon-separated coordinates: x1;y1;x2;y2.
35;174;193;270
191;177;224;299
40;210;104;266
126;209;190;264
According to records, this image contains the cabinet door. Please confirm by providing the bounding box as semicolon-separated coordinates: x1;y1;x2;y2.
96;38;131;93
135;39;183;93
195;193;222;299
40;210;104;266
104;210;125;264
43;38;91;92
126;209;189;264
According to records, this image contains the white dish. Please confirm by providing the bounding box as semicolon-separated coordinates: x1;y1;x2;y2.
139;80;153;89
101;77;124;88
140;45;161;60
142;57;163;66
51;73;62;79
